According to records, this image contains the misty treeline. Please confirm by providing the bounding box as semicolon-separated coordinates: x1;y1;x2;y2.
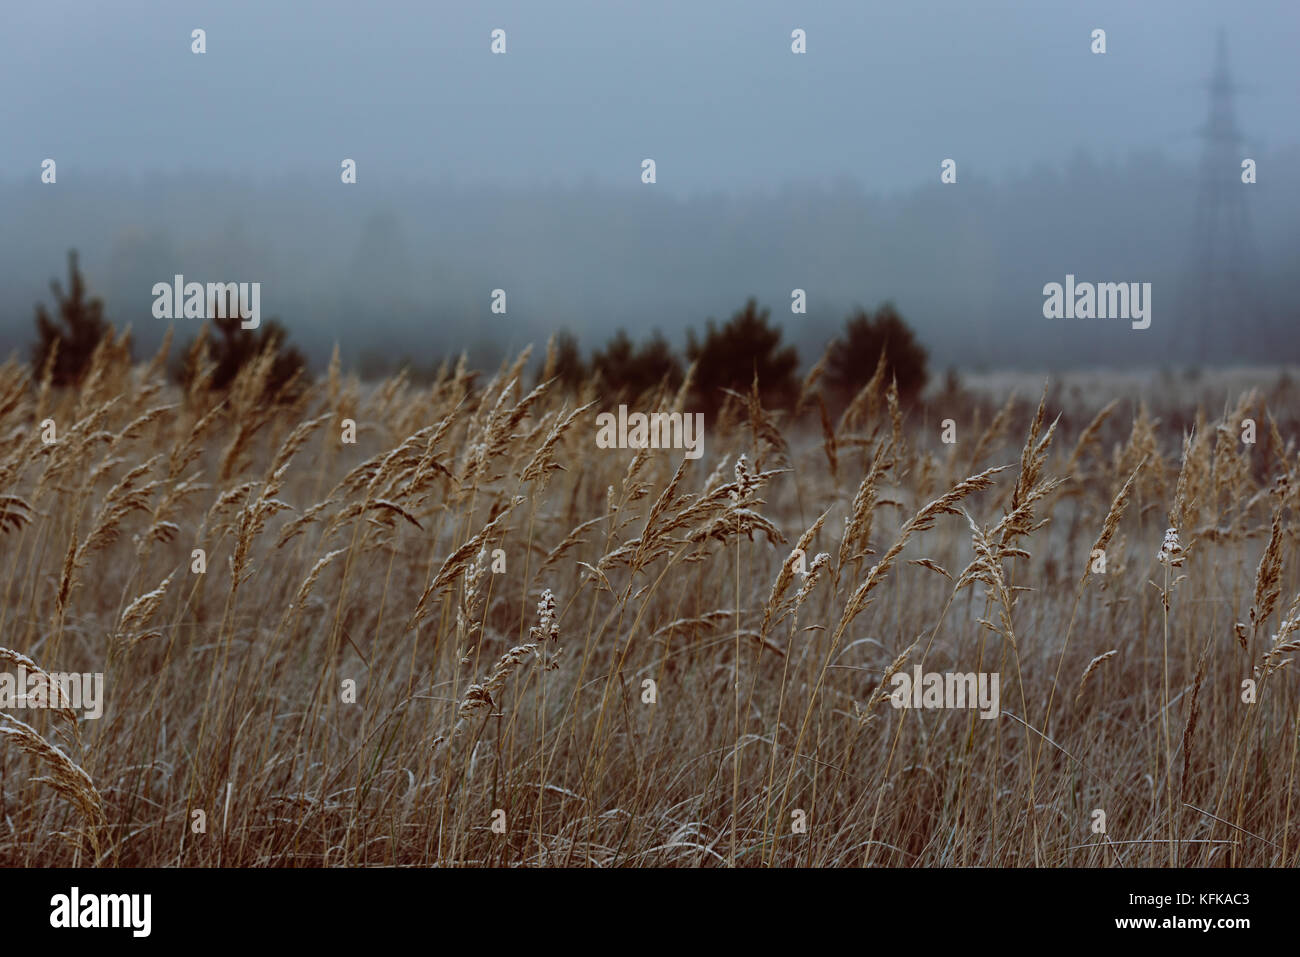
22;248;929;414
2;145;1297;371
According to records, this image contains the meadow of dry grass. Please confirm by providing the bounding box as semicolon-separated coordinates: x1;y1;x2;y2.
2;331;1299;867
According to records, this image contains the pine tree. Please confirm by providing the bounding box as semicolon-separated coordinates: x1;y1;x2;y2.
31;250;112;386
826;303;929;405
686;299;799;413
591;330;683;401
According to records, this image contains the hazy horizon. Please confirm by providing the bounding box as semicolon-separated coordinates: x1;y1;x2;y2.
3;0;1297;372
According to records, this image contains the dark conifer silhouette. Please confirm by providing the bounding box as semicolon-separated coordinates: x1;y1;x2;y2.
31;250;113;386
591;329;683;400
540;329;588;392
826;303;929;405
686;298;799;412
174;297;308;403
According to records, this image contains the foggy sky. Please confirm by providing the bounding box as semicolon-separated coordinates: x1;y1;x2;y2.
2;0;1298;371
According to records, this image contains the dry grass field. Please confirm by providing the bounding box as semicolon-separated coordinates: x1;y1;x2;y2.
2;331;1299;867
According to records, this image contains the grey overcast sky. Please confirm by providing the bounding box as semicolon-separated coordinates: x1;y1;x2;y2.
2;0;1297;370
4;0;1297;193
